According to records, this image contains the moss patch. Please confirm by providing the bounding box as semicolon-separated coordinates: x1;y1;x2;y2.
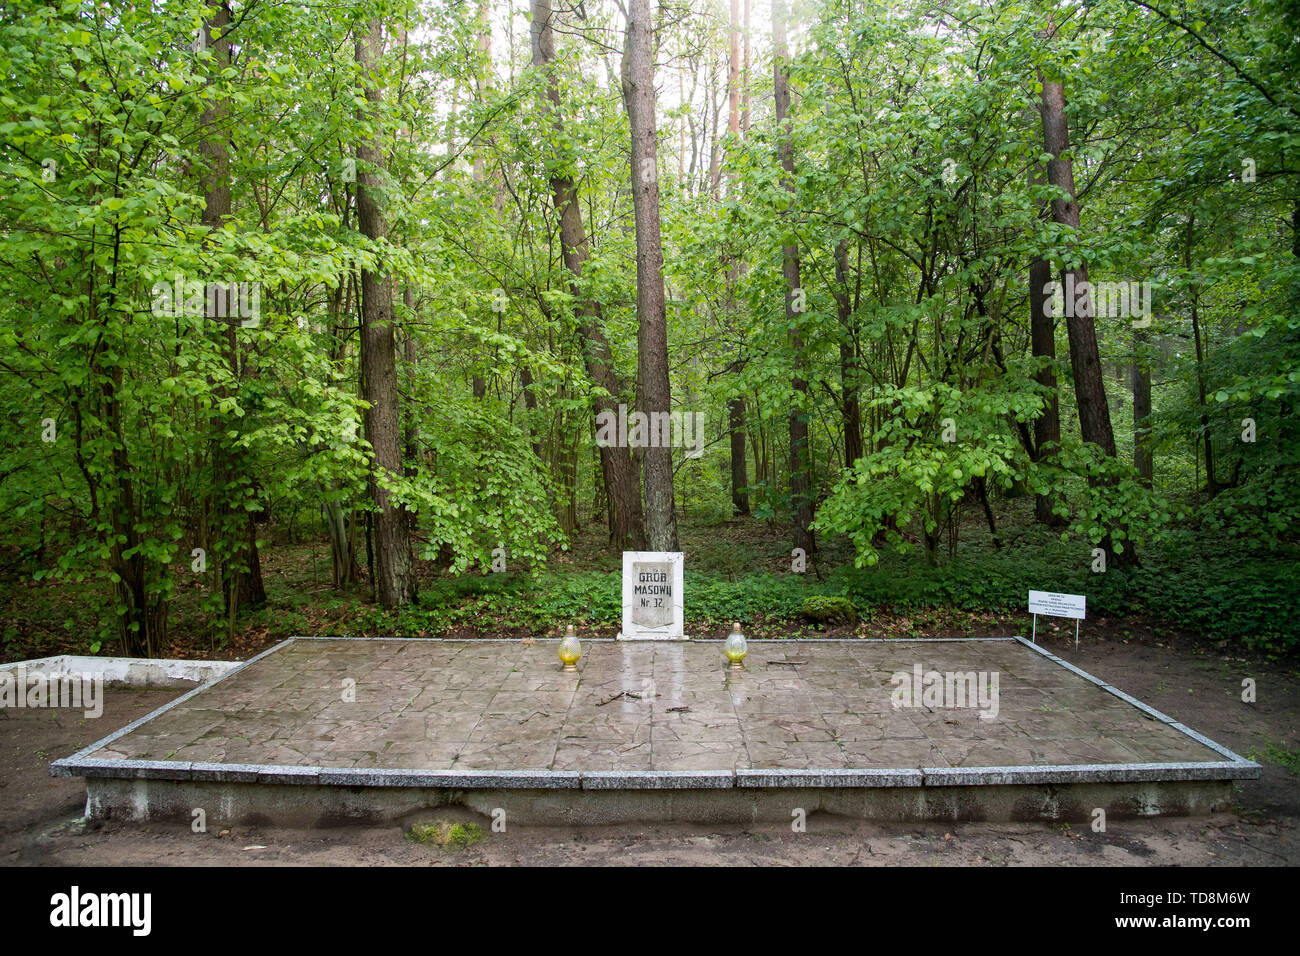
799;595;858;626
406;821;486;849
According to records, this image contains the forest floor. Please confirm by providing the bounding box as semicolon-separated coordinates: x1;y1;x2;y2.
3;626;1296;866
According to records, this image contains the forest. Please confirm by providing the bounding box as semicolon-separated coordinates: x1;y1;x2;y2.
1;0;1296;661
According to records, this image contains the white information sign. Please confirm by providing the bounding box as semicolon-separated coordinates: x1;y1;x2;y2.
1028;590;1086;648
1028;590;1086;620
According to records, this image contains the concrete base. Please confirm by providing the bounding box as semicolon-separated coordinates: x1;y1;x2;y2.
85;776;1237;827
53;637;1259;829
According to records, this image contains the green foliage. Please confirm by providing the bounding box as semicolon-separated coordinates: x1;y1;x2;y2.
1;0;1296;661
406;821;485;848
815;377;1045;565
829;533;1296;654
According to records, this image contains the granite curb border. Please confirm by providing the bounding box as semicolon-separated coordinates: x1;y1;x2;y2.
1012;636;1260;772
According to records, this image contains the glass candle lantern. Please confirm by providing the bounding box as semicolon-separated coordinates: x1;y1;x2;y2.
558;624;582;672
724;622;747;669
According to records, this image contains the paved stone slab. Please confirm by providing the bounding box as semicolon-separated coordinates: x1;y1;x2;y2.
52;637;1258;788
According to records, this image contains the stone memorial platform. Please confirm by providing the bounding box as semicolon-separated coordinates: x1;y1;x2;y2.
51;636;1258;826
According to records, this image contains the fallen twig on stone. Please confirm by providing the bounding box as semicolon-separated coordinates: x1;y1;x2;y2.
596;691;643;706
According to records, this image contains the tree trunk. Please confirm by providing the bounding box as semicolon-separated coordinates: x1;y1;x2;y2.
1132;330;1153;487
727;0;740;150
1190;286;1216;497
834;238;863;468
623;0;679;551
356;19;417;608
107;363;163;656
741;0;751;135
774;0;815;555
325;497;360;587
1039;78;1117;459
725;0;749;515
1185;214;1217;498
707;58;721;199
402;285;419;473
531;0;646;549
1029;254;1063;524
402;284;423;542
1039;71;1132;564
728;397;749;515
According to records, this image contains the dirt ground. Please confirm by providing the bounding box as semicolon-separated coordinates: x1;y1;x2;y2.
2;629;1296;866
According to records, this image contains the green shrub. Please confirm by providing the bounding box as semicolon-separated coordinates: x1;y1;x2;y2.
798;595;858;625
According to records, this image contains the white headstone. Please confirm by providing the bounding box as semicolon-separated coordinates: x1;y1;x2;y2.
618;551;686;641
